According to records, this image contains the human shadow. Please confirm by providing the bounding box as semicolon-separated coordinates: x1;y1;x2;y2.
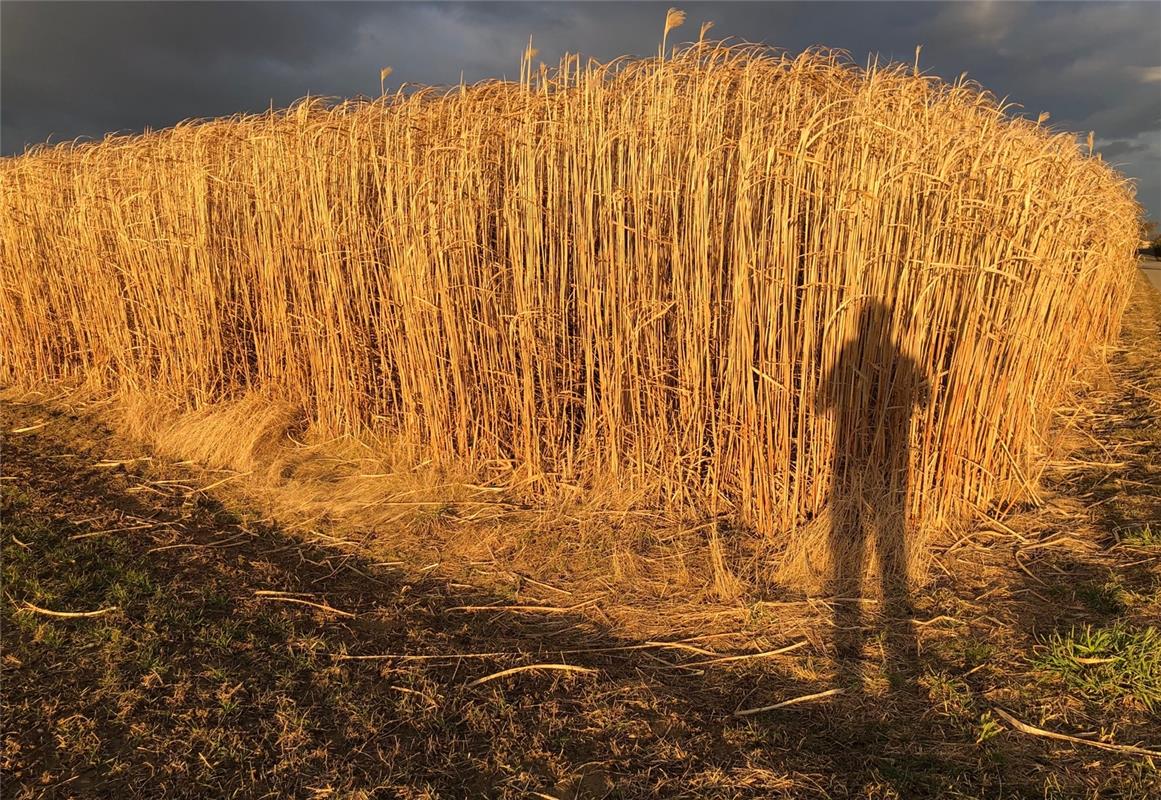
815;300;929;693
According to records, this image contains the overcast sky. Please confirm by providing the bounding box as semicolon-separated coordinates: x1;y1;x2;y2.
3;1;1159;220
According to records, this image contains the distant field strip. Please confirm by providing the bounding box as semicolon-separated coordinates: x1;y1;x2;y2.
1141;262;1161;293
0;43;1140;567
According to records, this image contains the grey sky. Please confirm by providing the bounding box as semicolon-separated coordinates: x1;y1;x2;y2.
3;1;1158;220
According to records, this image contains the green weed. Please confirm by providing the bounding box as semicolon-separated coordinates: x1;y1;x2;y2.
1031;623;1161;711
1119;522;1160;547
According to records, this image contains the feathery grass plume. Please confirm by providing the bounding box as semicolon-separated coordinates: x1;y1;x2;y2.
379;66;393;96
662;8;686;55
0;41;1140;589
520;36;539;84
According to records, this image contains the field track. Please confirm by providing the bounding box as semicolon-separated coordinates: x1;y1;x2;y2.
1141;256;1161;293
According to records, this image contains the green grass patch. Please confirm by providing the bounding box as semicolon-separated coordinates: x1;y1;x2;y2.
1119;522;1160;547
1031;623;1161;712
919;669;975;721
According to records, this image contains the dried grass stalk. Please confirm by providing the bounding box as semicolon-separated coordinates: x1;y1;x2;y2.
0;41;1140;585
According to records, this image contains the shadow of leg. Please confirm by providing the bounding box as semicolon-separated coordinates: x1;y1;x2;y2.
876;497;919;692
830;481;867;692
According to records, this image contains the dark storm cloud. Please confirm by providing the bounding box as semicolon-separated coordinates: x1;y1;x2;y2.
1100;139;1150;159
1;2;373;145
3;1;1158;218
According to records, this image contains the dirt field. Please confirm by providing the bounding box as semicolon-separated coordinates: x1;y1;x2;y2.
2;273;1159;799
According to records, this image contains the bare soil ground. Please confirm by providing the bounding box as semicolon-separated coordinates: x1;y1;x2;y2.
2;275;1159;799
